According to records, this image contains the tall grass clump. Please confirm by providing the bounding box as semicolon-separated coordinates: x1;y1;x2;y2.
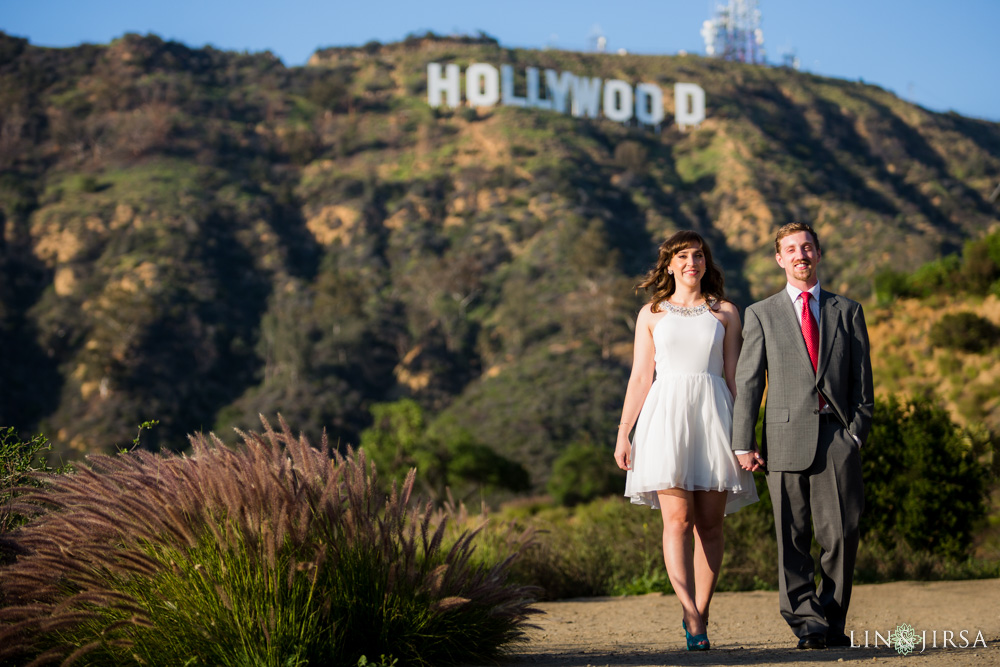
0;418;538;666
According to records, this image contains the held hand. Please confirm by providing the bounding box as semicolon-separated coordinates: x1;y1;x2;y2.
737;449;765;472
614;432;632;471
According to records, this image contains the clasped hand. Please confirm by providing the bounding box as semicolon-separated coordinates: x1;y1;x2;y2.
737;449;765;472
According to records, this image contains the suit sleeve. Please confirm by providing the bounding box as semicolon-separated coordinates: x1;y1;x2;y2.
732;306;767;452
849;303;874;444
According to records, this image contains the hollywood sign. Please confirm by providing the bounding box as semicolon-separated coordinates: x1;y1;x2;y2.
427;62;706;129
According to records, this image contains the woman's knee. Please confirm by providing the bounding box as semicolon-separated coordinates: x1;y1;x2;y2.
660;503;694;535
694;519;724;542
692;493;727;532
663;514;694;536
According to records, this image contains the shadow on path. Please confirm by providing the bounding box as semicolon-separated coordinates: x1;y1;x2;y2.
506;644;916;666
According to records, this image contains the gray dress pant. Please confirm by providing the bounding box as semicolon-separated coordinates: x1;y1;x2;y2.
766;420;864;638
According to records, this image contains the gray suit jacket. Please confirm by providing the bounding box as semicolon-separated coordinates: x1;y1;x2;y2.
731;289;874;471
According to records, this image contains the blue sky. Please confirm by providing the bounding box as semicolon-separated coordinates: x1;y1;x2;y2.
4;0;997;122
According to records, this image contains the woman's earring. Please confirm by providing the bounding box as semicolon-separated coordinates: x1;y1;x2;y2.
668;269;673;275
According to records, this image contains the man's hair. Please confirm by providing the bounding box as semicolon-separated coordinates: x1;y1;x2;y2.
774;222;821;255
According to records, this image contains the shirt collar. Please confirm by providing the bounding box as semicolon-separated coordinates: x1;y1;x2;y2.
785;282;821;303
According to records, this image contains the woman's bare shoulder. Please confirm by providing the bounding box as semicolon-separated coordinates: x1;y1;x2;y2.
716;300;740;316
636;303;661;334
712;300;741;329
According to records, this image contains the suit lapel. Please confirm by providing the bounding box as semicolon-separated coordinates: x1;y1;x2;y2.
775;292;815;373
817;290;840;380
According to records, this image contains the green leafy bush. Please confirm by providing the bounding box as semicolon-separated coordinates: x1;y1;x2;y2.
873;269;912;305
0;427;68;563
360;399;529;502
861;395;989;558
961;236;1000;295
929;312;1000;353
546;442;622;506
72;173;101;193
855;534;1000;583
875;230;1000;302
460;106;479;122
490;498;663;600
908;255;961;296
0;419;538;666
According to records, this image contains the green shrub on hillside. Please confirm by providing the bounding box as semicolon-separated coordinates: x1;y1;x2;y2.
962;237;1000;294
909;255;962;296
547;442;622;506
875;230;1000;303
360;399;530;502
873;268;911;305
929;312;1000;353
0;419;538;666
862;395;989;558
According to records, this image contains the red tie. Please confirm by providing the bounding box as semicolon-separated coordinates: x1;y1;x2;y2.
800;292;824;409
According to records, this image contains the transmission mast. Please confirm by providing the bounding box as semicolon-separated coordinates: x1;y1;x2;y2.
701;0;765;64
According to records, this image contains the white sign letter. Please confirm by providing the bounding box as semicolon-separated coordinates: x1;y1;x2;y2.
545;69;573;114
674;82;706;129
635;83;665;126
466;63;499;107
571;76;602;118
427;62;460;108
603;79;633;123
526;67;551;110
501;65;527;107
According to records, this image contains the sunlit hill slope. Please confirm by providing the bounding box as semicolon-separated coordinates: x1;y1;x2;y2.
1;31;998;483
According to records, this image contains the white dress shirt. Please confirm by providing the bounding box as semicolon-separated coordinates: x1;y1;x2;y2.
786;282;821;330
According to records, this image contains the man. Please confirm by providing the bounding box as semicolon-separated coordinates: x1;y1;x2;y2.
731;222;873;650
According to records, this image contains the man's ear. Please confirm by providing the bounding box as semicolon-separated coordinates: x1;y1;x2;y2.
775;252;784;268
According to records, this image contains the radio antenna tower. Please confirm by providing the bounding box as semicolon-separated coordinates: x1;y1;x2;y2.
588;24;607;52
701;0;765;64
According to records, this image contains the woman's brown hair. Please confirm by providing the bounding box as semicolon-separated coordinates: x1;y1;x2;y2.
638;230;726;312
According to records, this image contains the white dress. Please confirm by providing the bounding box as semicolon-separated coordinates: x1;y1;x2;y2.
624;302;758;514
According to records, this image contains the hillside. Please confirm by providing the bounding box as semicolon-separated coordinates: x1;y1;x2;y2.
1;31;998;481
869;293;1000;432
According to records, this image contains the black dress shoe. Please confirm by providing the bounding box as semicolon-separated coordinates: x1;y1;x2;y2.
827;633;852;647
796;634;827;650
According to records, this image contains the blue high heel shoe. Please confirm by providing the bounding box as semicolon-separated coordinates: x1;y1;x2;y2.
683;620;710;651
687;632;710;651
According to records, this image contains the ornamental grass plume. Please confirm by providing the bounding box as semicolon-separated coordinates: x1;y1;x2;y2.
0;416;539;666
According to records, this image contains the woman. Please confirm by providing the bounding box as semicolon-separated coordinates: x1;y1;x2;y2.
614;230;757;651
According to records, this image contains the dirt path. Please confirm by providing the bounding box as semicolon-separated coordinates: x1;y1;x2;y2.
501;579;1000;666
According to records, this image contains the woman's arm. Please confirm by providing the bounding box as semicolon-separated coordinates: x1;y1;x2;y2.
719;301;743;400
614;305;657;470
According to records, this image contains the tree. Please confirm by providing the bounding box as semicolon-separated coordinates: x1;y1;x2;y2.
961;236;1000;295
861;396;989;558
359;399;529;502
547;442;622;506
